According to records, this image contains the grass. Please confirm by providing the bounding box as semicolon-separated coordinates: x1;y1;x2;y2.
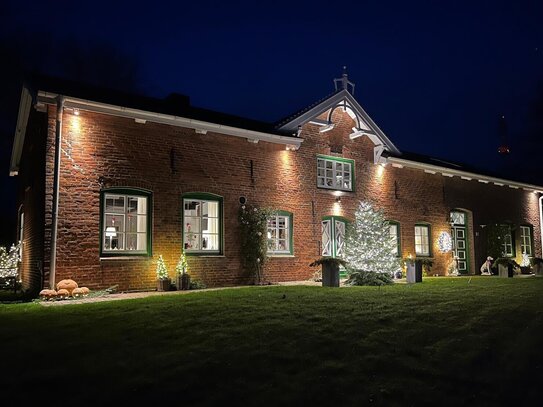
1;277;542;405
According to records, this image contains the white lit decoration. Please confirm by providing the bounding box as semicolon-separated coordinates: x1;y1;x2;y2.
344;201;402;276
0;243;21;278
438;231;453;253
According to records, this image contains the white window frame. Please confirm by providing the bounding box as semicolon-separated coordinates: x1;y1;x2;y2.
267;212;293;255
317;156;354;191
183;198;222;254
415;224;430;256
102;192;150;255
501;225;514;257
520;226;532;257
389;222;401;257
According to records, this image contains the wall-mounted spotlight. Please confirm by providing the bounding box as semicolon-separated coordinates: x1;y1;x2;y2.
335;196;341;203
73;108;80;116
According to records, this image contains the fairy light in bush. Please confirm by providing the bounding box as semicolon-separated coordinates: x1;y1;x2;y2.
438;231;452;253
0;243;21;278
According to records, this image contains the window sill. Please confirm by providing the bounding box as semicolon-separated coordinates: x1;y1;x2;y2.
100;256;150;261
268;254;295;258
186;254;225;257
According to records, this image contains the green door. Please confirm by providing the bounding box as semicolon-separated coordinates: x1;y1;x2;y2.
450;211;469;274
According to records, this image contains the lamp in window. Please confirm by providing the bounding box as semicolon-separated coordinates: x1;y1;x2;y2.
105;226;117;238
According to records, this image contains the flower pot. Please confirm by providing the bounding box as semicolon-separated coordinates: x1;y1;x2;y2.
498;264;513;278
157;278;171;292
322;263;340;287
520;266;532;275
406;262;423;283
176;273;191;290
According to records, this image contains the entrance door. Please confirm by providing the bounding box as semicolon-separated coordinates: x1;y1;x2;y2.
321;216;347;258
450;211;469;274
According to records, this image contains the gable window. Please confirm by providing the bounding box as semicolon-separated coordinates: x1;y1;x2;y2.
267;211;293;255
317;155;354;191
501;224;514;257
415;224;431;256
183;193;223;254
100;188;152;256
322;216;348;258
520;226;533;257
388;221;401;257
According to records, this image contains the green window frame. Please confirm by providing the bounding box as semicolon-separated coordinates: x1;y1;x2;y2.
321;216;349;258
182;193;224;256
388;220;401;257
100;188;152;257
501;224;515;257
267;210;293;255
414;223;431;257
316;155;355;192
519;225;533;257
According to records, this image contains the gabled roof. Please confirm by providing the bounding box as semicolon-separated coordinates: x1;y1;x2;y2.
276;88;401;155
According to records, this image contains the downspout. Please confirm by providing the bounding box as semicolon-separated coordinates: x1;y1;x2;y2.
49;96;64;289
539;195;543;257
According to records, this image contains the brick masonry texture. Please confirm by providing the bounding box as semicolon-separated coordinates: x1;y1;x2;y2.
18;105;542;292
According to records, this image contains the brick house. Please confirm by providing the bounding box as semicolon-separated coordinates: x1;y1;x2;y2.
10;75;543;293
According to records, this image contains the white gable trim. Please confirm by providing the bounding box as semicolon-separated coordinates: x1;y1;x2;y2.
278;89;400;155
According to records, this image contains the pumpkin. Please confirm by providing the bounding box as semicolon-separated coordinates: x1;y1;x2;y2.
71;287;84;298
80;287;90;296
56;289;70;299
56;279;78;295
39;289;57;300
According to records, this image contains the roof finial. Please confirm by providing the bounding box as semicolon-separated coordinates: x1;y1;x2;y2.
334;66;355;94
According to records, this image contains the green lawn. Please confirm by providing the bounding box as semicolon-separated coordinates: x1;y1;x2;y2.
1;278;542;405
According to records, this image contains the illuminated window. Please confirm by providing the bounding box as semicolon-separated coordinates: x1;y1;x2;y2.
520;226;533;257
388;221;401;257
415;224;431;256
501;224;514;257
317;155;354;191
183;193;223;254
268;211;293;255
101;189;151;256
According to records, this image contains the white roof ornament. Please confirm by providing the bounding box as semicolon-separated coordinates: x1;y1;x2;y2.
334;66;355;95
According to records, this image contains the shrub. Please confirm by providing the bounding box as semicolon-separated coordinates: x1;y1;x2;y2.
345;268;394;286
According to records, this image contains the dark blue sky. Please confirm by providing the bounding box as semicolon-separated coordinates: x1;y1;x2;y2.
1;0;542;243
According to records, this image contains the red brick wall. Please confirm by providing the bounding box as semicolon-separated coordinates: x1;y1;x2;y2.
30;104;541;291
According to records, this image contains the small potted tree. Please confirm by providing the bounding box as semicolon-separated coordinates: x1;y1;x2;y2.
156;255;171;291
309;257;347;287
175;250;190;290
494;257;519;278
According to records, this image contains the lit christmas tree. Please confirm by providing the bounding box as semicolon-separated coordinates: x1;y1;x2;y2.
156;255;169;280
344;201;401;282
175;251;189;275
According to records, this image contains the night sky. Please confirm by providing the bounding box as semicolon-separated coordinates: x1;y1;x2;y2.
1;0;542;245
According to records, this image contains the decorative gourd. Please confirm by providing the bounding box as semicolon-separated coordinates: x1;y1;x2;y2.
39;289;57;300
56;279;78;295
80;287;90;296
71;287;84;298
56;289;70;299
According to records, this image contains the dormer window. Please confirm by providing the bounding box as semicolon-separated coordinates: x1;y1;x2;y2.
317;155;354;192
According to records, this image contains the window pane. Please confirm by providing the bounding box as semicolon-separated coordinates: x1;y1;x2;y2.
184;200;201;216
105;195;125;213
